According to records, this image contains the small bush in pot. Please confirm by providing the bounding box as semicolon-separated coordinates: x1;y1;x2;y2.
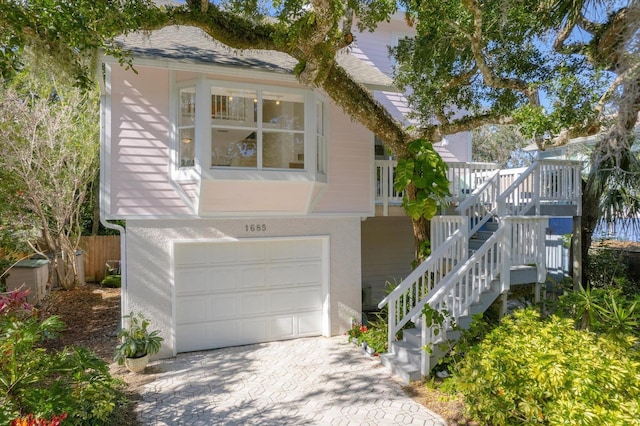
114;311;163;372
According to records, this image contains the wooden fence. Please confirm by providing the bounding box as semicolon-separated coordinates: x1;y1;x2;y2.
79;235;121;283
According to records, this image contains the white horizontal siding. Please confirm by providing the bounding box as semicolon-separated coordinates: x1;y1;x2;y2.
108;65;193;217
312;103;373;214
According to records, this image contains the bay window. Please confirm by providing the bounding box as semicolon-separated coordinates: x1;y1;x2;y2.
174;79;326;179
210;87;306;170
178;87;196;168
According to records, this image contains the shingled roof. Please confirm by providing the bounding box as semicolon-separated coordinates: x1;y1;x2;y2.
116;25;396;91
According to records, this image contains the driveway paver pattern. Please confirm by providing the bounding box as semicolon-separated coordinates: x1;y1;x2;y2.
136;336;446;425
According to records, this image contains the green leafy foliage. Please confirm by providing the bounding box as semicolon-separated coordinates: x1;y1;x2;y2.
0;0;167;86
555;287;640;338
445;309;640;426
586;243;639;296
358;312;389;354
394;139;450;221
114;311;164;364
0;299;125;425
100;275;121;288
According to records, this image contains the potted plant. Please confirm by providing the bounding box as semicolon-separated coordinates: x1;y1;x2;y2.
114;311;163;373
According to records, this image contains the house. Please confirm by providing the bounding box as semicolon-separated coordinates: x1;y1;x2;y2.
99;12;471;359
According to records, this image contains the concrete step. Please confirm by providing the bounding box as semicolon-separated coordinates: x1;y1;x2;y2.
379;353;421;383
402;327;421;346
389;340;422;365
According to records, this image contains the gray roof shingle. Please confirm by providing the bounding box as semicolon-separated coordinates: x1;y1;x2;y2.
117;25;395;90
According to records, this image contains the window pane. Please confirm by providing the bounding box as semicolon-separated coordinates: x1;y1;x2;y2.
211;87;257;123
263;132;304;169
178;128;195;168
262;92;304;130
211;129;257;168
179;88;196;127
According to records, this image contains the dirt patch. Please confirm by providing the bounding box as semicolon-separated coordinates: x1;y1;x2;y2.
403;381;475;425
39;284;156;425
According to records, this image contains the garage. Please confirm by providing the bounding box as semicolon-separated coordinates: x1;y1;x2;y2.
173;237;328;353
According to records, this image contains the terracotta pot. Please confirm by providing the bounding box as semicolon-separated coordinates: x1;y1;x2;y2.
124;353;150;373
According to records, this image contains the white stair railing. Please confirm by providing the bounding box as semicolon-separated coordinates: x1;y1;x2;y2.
378;217;468;348
418;225;504;373
447;162;499;203
497;160;582;216
377;159;580;378
501;217;549;289
455;169;501;236
418;216;549;375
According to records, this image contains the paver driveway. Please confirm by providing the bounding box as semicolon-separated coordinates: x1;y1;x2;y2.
136;336;446;425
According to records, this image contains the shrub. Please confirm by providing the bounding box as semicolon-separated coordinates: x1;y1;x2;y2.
346;321;367;343
587;243;639;295
555;287;639;338
445;309;640;426
0;311;126;425
100;274;121;288
359;312;389;354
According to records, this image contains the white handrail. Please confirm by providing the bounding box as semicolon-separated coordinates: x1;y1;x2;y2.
447;162;499;202
378;225;468;348
456;169;501;236
417;216;549;375
377;159;580;378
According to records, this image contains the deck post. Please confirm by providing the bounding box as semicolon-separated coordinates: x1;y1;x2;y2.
499;292;508;318
572;216;582;290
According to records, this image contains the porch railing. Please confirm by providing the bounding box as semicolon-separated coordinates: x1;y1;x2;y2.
497;160;582;216
447;162;499;203
375;160;501;215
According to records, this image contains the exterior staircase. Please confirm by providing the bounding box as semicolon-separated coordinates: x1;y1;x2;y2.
376;160;582;383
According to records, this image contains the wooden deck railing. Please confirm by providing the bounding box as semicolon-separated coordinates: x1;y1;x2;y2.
374;160;500;215
378;159;580;377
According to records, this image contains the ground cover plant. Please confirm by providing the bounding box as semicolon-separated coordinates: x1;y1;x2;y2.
0;290;126;425
442;308;640;425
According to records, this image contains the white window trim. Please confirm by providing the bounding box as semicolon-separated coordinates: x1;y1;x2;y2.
314;92;328;182
170;73;200;182
170;74;327;183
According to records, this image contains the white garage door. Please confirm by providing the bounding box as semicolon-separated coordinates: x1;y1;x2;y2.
174;238;326;352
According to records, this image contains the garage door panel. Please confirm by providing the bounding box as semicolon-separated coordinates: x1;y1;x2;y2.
239;266;266;289
174;243;208;266
269;290;297;312
175;238;325;353
240;293;268;316
266;265;297;287
298;288;323;310
241;319;268;344
297;262;322;284
298;313;323;335
269;239;321;261
175;270;207;295
209;320;240;348
208;267;238;291
238;242;267;262
210;295;237;320
178;320;239;351
207;243;237;264
177;296;208;323
271;316;294;338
